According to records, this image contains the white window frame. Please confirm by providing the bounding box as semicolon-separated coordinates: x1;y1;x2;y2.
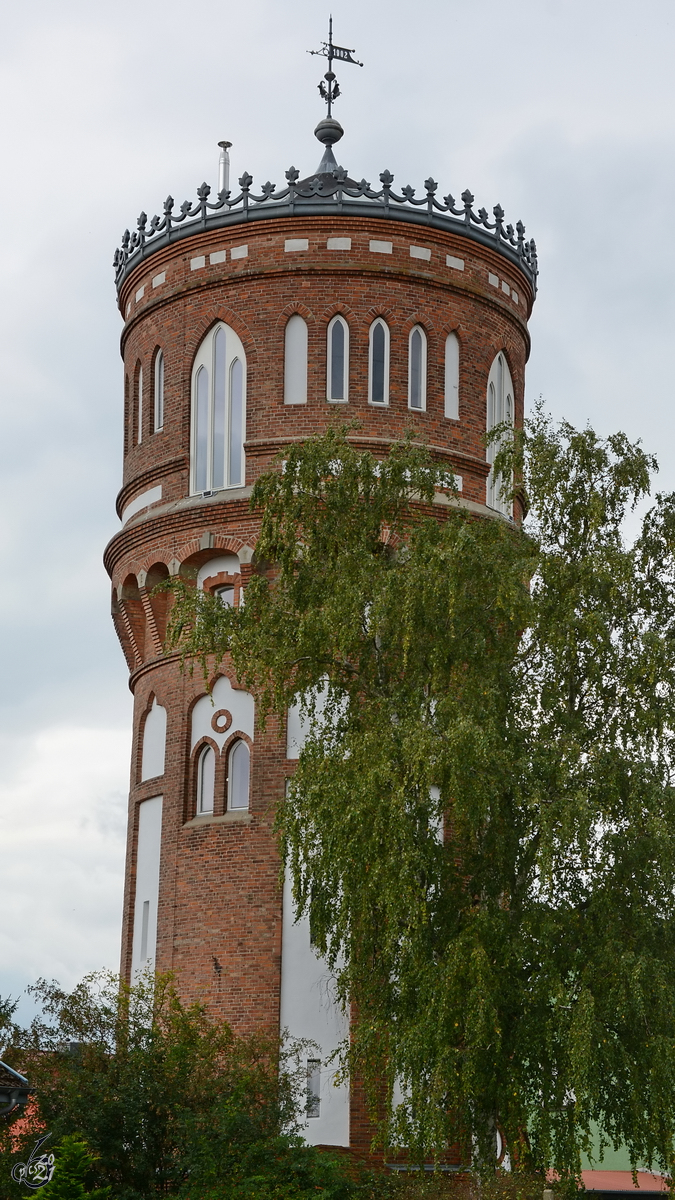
196;743;215;814
444;332;459;420
486;351;514;517
326;315;349;403
190;322;246;495
284;314;308;405
408;325;427;411
227;739;250;810
154;350;164;431
368;318;390;406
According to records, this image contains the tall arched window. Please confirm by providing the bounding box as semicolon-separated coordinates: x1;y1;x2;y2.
486;351;514;516
124;374;130;455
136;366;143;444
444;333;459;420
408;326;427;411
191;323;246;494
227;740;250;810
368;318;389;405
326;315;349;403
284;315;308;404
197;744;215;814
154;351;164;432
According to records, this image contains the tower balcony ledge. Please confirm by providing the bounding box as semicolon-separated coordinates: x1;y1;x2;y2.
114;171;538;298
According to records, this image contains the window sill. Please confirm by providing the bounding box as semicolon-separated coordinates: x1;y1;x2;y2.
183;810;252;828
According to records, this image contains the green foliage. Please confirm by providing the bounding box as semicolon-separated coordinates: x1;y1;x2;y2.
1;972;356;1200
41;1135;110;1199
165;416;675;1179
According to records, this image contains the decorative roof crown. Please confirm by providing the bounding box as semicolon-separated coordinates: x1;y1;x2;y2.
113;170;538;296
113;23;537;298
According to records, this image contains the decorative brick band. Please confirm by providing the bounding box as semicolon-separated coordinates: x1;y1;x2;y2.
113;169;538;296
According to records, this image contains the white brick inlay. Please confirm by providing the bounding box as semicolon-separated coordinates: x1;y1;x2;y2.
446;255;465;271
126;301;131;317
327;237;351;250
285;238;308;252
135;285;145;302
152;272;165;289
512;290;519;304
488;273;499;287
410;245;431;261
191;256;206;270
210;250;227;265
502;280;510;294
370;239;393;254
122;485;163;525
231;244;248;259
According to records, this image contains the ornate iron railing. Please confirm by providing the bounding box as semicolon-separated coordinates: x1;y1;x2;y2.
114;167;538;296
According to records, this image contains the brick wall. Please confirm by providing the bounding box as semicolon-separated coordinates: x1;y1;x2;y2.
106;208;533;1151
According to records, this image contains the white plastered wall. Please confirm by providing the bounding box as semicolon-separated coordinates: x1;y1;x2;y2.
283;684;350;1146
197;554;240;588
131;795;163;977
280;869;350;1146
141;698;167;780
191;675;254;751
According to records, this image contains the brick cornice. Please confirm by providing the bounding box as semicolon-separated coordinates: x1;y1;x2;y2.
116;455;188;519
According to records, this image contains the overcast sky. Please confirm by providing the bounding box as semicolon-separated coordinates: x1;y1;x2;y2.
1;0;674;1020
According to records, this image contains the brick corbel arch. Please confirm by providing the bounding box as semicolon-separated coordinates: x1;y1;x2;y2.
320;300;355;323
185;308;257;364
364;305;398;326
276;301;315;327
437;319;465;344
398;312;436;339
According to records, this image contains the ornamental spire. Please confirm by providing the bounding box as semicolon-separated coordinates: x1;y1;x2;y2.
308;18;362;172
308;16;363;119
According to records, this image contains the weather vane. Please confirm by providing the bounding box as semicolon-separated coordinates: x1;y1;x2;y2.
308;17;363;118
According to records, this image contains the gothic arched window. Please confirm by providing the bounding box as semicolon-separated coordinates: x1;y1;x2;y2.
326;315;349;402
408;326;427;411
284;314;308;404
154;350;164;432
444;332;459;420
486;351;514;516
191;323;246;494
227;740;250;810
368;318;390;406
196;744;215;814
136;364;143;444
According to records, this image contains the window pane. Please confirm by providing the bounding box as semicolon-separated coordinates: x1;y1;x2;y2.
155;352;164;431
307;1060;321;1118
488;381;496;433
371;322;385;403
137;367;143;443
198;745;215;814
212;328;226;489
216;586;234;607
195;367;209;491
330;320;344;400
140;900;150;961
229;358;244;486
410;330;422;408
228;740;250;809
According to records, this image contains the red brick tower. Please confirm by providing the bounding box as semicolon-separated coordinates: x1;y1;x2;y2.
105;38;537;1151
